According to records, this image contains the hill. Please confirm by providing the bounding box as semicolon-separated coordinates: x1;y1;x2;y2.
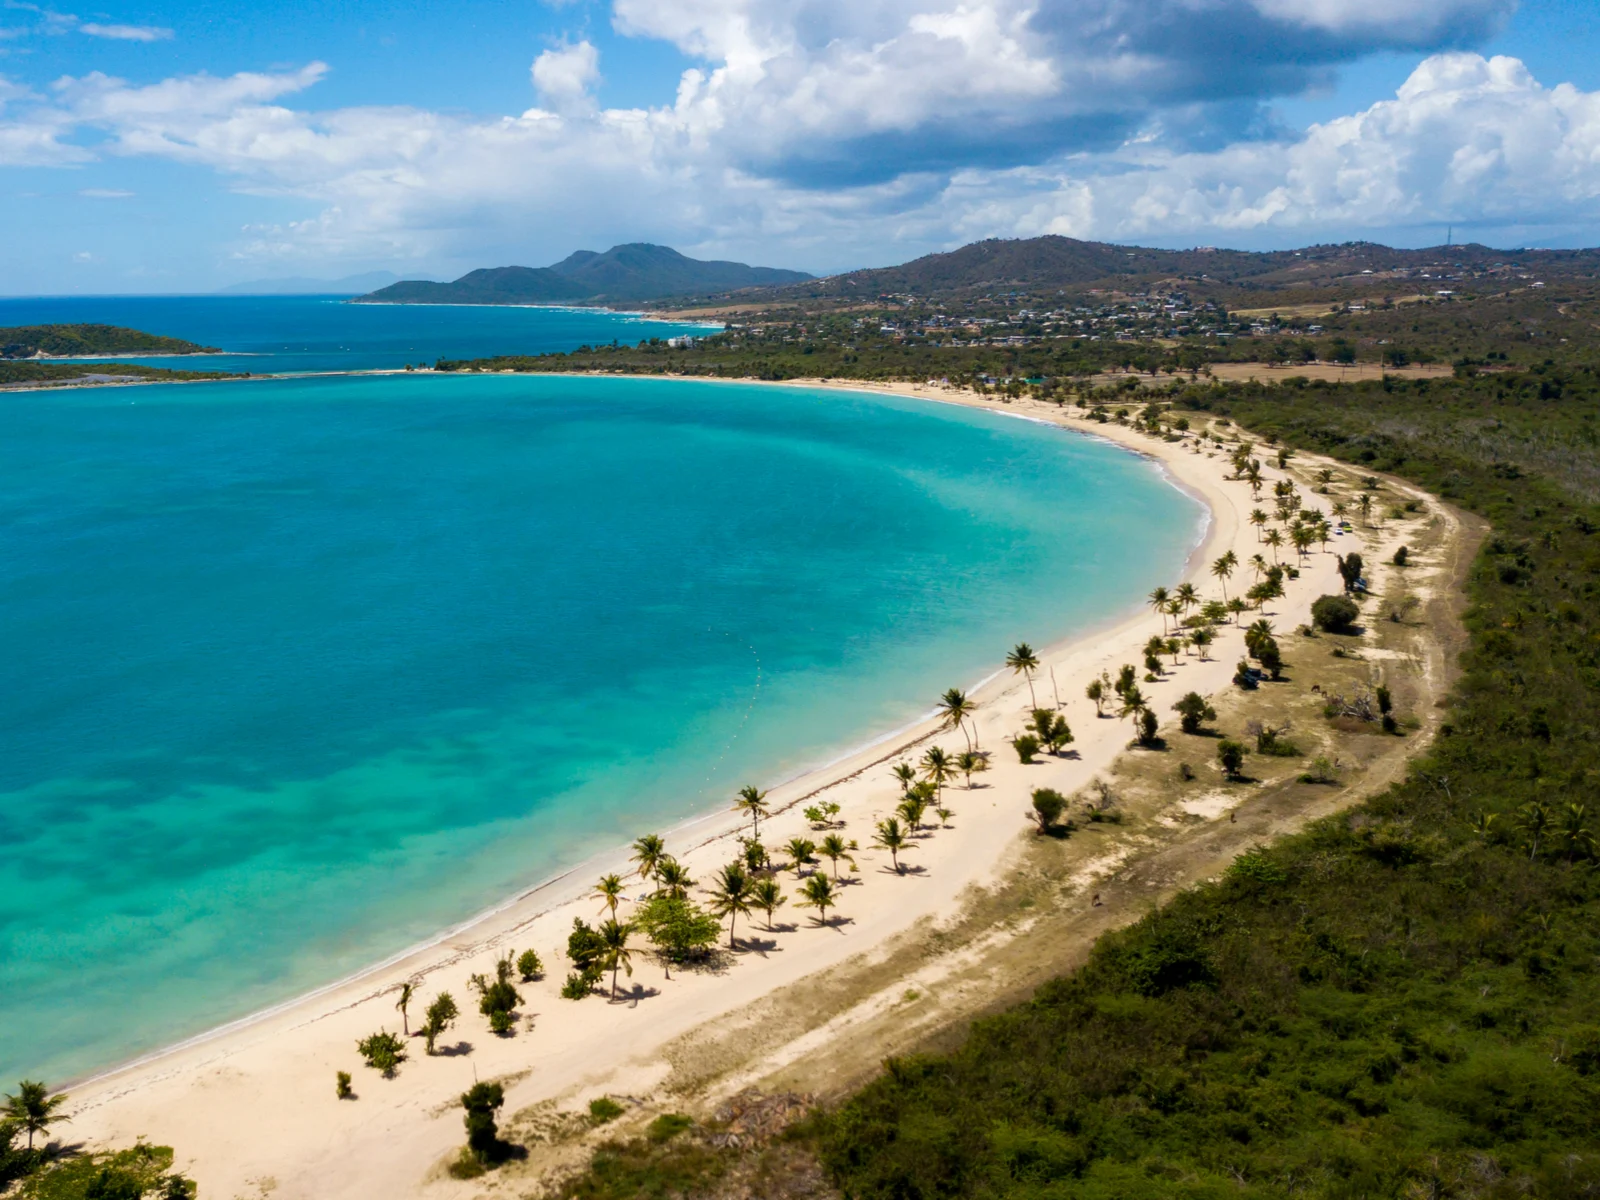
662;236;1600;311
355;244;812;306
0;323;217;358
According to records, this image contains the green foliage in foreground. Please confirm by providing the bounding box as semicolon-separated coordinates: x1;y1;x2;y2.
13;1141;192;1200
813;379;1600;1198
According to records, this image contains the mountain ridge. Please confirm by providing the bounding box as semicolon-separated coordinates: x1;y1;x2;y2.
356;244;812;306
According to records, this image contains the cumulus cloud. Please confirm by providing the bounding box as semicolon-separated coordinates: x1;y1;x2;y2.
610;0;1514;182
990;53;1600;240
0;0;1591;269
531;41;601;112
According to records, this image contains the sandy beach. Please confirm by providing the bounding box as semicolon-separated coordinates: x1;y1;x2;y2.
59;381;1360;1198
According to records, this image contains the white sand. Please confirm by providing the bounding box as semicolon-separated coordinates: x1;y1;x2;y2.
61;383;1346;1197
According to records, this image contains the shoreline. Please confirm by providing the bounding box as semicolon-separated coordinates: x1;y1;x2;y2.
62;379;1324;1200
60;380;1214;1097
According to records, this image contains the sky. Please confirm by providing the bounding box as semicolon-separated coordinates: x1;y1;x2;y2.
2;0;1598;293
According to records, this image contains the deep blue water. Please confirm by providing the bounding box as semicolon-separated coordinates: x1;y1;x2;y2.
0;369;1201;1085
0;294;718;374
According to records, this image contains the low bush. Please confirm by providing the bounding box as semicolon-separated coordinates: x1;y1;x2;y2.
1312;592;1360;631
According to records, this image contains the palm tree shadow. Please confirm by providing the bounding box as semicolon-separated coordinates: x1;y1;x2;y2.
437;1040;474;1057
768;921;801;934
740;936;782;957
882;863;929;877
815;915;855;932
610;983;662;1007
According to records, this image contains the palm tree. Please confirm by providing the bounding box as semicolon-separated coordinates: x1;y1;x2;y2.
1559;803;1594;862
733;785;770;839
937;687;978;750
1148;586;1171;633
1359;491;1373;525
1192;628;1214;660
1118;685;1148;733
657;857;695;900
921;745;952;800
630;834;667;888
786;837;816;877
892;762;917;794
593;873;624;917
752;878;786;929
1211;553;1235;601
706;861;753;947
1227;597;1248;625
1332;500;1349;522
1316;519;1332;552
1264;528;1283;564
956;749;987;788
1291;524;1315;561
898;793;927;831
874;818;911;873
3;1081;67;1150
1249;553;1268;581
1006;642;1041;708
1245;464;1263;496
819;834;849;879
599;918;633;999
798;874;838;927
1249;509;1268;540
1175;582;1199;615
395;982;415;1035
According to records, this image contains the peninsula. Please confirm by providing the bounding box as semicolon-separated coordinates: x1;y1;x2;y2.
1;323;217;359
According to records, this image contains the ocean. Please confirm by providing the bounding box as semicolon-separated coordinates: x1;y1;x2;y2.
0;293;719;374
0;302;1202;1084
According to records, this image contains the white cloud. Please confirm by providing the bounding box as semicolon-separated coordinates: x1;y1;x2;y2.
0;0;1591;272
531;41;600;112
79;22;173;41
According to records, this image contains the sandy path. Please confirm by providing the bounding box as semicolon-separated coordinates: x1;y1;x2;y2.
61;383;1343;1199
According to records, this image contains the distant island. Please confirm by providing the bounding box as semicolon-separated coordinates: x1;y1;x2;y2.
1;323;218;359
355;243;812;307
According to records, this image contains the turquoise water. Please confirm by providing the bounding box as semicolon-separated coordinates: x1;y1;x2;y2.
0;373;1201;1084
0;294;718;374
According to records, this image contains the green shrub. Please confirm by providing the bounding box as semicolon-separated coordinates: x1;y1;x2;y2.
356;1030;406;1077
646;1113;694;1144
1311;593;1360;631
589;1097;626;1124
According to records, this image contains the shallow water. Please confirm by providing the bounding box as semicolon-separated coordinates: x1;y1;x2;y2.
0;373;1201;1083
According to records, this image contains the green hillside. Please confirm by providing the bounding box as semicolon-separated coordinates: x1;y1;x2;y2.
0;323;216;358
356;243;811;306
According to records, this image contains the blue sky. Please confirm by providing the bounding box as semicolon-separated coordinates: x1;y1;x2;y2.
2;0;1599;293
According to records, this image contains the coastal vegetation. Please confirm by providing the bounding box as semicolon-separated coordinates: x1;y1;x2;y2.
0;323;215;358
544;348;1600;1200
0;360;240;387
